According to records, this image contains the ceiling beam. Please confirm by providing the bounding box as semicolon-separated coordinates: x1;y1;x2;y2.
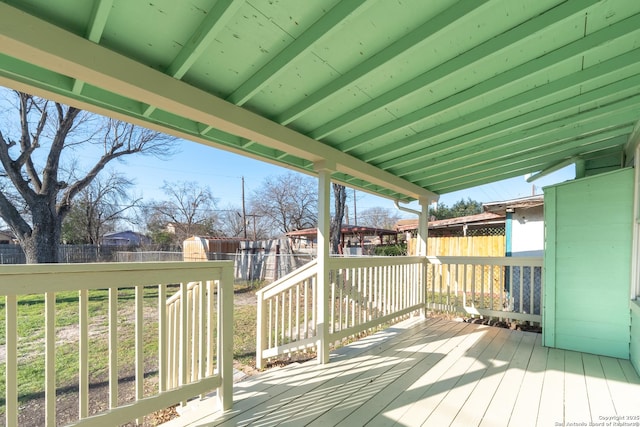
276;0;489;126
227;0;369;106
0;2;436;201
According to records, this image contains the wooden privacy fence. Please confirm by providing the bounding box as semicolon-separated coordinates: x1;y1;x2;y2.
409;235;505;256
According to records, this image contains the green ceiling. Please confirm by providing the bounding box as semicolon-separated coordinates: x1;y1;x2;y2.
0;0;639;202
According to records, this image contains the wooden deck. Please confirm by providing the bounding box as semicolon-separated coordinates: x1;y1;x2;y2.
165;317;640;427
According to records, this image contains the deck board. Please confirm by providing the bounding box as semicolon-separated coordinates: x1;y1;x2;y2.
163;317;640;427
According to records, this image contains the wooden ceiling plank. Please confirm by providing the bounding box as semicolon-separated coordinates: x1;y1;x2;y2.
400;103;640;181
384;74;640;173
276;0;490;126
421;133;629;188
227;0;369;106
337;10;640;154
0;2;436;201
363;48;640;164
316;0;600;144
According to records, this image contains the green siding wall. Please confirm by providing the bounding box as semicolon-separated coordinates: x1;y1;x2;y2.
632;302;640;373
544;168;633;359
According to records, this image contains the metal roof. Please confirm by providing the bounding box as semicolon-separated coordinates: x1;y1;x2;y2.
1;0;639;203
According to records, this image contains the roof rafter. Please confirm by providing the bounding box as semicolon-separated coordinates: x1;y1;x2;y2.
142;0;243;118
311;0;599;142
71;0;113;94
0;2;436;201
339;10;640;155
227;0;369;106
361;47;640;163
382;73;640;174
423;132;629;189
276;0;490;126
401;100;640;181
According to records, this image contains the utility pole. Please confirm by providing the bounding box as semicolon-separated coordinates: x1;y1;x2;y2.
241;176;247;239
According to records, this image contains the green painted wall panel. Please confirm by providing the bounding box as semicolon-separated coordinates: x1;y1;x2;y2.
544;168;633;359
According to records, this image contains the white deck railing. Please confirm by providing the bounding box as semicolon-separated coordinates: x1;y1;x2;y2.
257;256;543;368
0;261;234;427
426;256;543;323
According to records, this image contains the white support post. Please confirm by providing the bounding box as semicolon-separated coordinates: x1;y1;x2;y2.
315;160;334;364
218;266;234;411
418;197;431;318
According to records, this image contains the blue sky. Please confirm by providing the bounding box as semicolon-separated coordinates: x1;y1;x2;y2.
117;138;575;216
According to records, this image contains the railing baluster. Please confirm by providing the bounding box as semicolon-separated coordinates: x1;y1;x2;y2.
79;289;89;418
158;283;167;392
135;285;144;424
207;281;215;376
5;294;17;427
109;287;118;409
45;292;55;427
199;282;206;394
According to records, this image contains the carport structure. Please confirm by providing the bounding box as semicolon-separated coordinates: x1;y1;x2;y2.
1;0;640;425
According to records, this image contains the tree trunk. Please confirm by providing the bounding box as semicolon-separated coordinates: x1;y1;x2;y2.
331;184;347;254
19;205;61;263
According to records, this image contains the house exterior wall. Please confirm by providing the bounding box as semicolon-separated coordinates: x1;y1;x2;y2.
543;168;633;359
632;302;640;373
510;205;544;257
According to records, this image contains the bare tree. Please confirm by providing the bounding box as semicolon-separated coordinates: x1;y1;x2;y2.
359;206;402;230
145;180;218;245
249;172;317;235
0;90;176;263
61;173;139;244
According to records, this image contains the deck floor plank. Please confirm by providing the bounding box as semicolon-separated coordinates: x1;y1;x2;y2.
393;325;502;426
478;332;537;427
423;326;511;427
536;347;565;427
313;319;464;427
450;328;523;427
583;354;616;420
373;323;497;426
508;333;547;427
563;351;591;424
162;318;640;427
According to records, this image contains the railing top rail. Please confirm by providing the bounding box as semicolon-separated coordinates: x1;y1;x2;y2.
329;255;424;269
0;261;233;295
427;255;543;267
257;259;317;297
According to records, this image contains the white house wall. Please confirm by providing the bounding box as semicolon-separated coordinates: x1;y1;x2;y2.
511;205;544;257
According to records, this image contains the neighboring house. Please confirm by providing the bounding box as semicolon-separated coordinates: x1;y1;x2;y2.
0;229;16;244
484;195;545;315
286;225;398;255
484;195;545;257
101;231;151;247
